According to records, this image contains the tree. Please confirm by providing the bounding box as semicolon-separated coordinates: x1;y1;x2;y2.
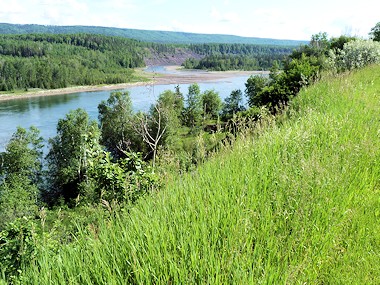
98;91;141;160
369;22;380;41
245;75;268;107
329;35;356;51
310;32;329;50
221;89;245;118
0;126;43;183
151;89;183;144
46;109;100;205
0;127;43;228
135;105;167;169
182;83;203;129
201;89;222;120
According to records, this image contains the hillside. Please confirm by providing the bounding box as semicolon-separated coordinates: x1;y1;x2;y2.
0;23;307;45
11;65;380;283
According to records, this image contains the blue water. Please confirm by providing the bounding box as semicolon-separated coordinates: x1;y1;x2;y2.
0;67;251;151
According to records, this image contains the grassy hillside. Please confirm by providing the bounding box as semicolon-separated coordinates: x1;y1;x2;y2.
11;65;380;283
0;23;307;45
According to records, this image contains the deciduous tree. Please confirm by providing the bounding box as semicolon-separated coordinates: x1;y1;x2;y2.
98;91;141;159
0;127;43;228
46;109;100;205
201;89;222;119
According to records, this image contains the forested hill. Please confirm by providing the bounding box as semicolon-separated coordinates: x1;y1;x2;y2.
0;23;307;45
0;33;296;91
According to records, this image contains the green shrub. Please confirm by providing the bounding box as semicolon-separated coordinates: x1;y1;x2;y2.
328;39;380;72
0;218;37;281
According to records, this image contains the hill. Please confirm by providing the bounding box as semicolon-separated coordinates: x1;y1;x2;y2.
0;23;307;45
11;65;380;283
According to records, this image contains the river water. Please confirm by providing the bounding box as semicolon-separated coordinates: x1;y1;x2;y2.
0;67;251;151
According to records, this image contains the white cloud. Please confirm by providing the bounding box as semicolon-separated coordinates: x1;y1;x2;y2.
210;7;239;23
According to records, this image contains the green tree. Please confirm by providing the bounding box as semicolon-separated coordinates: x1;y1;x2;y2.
201;89;222;119
182;83;203;129
369;22;380;41
0;127;43;229
245;75;268;107
152;89;183;143
221;89;245;118
46;109;100;205
98;91;141;160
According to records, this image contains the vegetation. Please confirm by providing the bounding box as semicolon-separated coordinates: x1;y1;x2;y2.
183;44;293;71
0;33;298;92
0;34;148;91
1;63;379;284
0;23;306;45
369;22;380;41
1;23;380;283
243;33;363;110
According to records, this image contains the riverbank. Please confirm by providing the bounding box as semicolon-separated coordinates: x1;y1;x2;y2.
0;66;267;101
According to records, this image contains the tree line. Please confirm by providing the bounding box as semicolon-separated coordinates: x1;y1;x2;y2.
0;34;148;91
182;43;293;70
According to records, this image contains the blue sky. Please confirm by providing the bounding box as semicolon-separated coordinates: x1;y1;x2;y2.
0;0;378;40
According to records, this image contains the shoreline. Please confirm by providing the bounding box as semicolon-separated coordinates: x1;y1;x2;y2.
0;66;268;102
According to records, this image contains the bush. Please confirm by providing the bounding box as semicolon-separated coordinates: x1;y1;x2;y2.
0;218;37;281
328;39;380;72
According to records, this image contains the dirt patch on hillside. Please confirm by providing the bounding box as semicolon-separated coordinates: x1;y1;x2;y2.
144;48;204;66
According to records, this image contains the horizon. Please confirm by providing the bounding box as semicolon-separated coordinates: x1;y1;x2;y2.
0;0;378;41
0;22;308;42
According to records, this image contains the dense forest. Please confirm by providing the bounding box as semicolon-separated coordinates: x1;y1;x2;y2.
183;43;293;70
0;33;147;91
0;34;295;91
1;20;380;283
0;23;307;45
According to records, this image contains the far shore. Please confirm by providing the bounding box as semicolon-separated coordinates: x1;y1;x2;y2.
0;66;268;102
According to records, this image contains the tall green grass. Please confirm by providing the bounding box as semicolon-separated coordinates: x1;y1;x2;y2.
14;66;380;283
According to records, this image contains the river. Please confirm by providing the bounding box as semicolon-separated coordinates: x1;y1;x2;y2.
0;67;252;151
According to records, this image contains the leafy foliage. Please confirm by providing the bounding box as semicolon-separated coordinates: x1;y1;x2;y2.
0;127;43;229
369;22;380;41
98;91;142;159
85;150;158;204
182;84;203;129
327;39;380;72
46;109;100;206
221;89;246;118
201;89;222;119
0;218;37;281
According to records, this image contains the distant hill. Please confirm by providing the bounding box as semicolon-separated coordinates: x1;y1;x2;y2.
0;23;307;46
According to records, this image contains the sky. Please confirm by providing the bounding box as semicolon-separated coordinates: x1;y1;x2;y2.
0;0;378;41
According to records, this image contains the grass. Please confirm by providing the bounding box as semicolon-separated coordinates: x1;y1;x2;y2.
10;65;380;283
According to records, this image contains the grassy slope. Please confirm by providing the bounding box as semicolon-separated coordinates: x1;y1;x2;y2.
20;66;380;284
0;23;306;45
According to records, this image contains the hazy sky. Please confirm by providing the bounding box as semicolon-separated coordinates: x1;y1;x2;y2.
0;0;378;40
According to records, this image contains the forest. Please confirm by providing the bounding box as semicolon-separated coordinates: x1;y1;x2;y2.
1;21;380;283
183;43;292;70
0;33;296;91
0;34;147;91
